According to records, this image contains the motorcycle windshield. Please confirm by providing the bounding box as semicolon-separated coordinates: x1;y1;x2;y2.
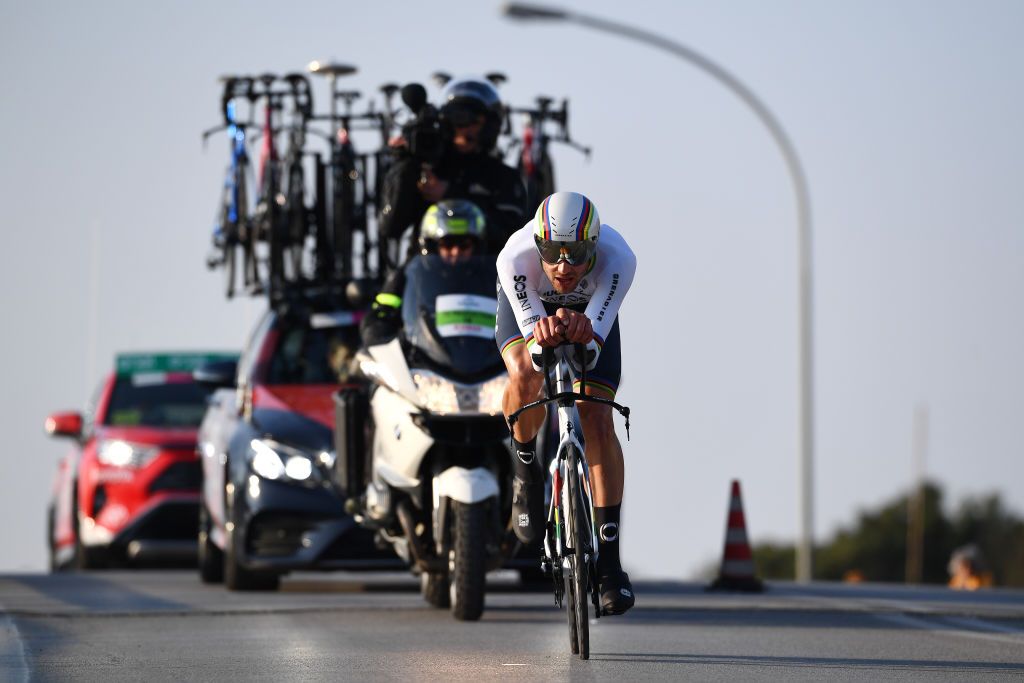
401;254;501;379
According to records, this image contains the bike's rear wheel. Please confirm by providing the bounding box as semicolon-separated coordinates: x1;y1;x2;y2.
565;448;590;659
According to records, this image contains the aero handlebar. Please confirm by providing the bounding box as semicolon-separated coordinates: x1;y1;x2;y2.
507;342;631;441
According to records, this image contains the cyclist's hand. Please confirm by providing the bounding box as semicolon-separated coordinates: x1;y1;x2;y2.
388;134;408;149
533;315;567;348
554;308;594;344
417;169;448;202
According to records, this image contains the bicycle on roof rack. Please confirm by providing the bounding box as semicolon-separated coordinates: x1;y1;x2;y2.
307;61;393;283
279;72;316;285
203;75;256;299
505;97;591;214
507;343;631;660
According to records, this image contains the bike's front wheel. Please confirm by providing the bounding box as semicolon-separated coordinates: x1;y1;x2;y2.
565;449;590;659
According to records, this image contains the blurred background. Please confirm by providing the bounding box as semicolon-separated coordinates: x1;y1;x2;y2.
2;0;1022;581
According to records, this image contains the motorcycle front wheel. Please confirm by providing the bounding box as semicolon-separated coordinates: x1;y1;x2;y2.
448;500;487;621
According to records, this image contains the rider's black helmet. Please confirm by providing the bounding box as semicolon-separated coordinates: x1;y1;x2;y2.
439;78;504;152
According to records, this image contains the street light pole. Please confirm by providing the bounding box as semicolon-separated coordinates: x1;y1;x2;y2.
503;2;816;582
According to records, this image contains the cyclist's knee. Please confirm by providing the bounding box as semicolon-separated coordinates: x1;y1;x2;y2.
504;347;542;394
579;402;614;439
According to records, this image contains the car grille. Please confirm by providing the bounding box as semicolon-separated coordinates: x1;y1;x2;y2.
319;526;395;562
149;461;202;493
130;501;199;540
247;514;317;557
92;485;107;517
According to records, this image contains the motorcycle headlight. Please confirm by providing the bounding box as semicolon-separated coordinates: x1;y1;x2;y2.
411;370;508;415
477;375;508;416
248;439;322;482
97;439;159;468
411;370;459;414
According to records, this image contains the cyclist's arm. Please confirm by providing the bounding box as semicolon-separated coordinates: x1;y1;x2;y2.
583;227;637;359
496;228;547;362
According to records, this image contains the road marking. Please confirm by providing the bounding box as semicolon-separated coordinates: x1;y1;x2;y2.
0;613;30;683
875;612;1024;645
942;615;1024;636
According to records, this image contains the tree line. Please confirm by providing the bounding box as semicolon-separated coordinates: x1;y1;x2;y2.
752;484;1024;586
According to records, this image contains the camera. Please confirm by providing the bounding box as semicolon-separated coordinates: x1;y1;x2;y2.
399;83;444;166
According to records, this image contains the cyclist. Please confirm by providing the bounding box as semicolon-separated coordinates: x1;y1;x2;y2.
361;199;487;346
495;191;637;615
379;77;526;260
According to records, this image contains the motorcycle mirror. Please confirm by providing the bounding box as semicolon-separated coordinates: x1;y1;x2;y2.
346;278;376;309
431;71;452;88
485;72;507;86
193;359;238;390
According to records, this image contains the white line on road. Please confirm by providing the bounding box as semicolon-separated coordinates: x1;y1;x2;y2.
941;615;1024;636
875;612;1024;645
0;612;30;683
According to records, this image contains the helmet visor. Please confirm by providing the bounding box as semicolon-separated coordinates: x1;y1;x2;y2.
442;102;485;128
534;236;595;266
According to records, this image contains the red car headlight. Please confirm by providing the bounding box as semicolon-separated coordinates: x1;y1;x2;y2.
97;439;159;468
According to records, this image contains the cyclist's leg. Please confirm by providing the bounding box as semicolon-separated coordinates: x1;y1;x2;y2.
576;317;623;507
496;288;546;542
496;288;545;442
575;317;634;614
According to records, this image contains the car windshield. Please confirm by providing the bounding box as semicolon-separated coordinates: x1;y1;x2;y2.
104;374;210;428
401;254;503;379
266;320;362;385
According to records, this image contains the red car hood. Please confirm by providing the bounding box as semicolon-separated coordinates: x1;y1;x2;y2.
252;385;341;429
94;426;198;447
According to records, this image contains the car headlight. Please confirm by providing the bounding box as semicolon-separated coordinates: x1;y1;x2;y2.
411;370;508;416
97;439;158;468
248;439;324;482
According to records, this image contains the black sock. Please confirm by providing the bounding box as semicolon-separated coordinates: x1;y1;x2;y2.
511;436;540;481
595;504;622;577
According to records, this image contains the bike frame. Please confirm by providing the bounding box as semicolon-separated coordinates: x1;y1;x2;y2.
506;343;630;659
545;351;596;576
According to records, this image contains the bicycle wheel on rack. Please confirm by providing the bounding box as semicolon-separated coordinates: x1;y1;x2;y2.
236;168;262;295
564;445;590;659
217;201;238;299
284;165;307;282
332;151;356;278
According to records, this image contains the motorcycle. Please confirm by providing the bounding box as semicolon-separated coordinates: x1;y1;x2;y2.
339;254;516;621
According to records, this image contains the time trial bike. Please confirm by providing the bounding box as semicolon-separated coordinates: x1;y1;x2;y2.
507;343;630;660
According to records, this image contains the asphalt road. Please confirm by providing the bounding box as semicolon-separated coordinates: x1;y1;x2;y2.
2;571;1023;681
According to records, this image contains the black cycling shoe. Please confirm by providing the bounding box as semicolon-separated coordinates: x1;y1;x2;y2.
511;476;544;544
599;570;635;616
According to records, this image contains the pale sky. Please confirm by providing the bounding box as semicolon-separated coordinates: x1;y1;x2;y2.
2;0;1022;578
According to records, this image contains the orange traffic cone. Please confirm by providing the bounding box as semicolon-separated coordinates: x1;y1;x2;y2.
708;480;764;592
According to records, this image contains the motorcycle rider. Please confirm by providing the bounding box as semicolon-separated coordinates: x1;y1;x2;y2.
361;199;487;346
378;77;527;261
495;191;637;615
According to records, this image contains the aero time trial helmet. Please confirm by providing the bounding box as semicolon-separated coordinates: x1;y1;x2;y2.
533;191;601;266
419;199;487;255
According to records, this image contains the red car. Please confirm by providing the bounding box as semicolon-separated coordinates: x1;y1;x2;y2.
46;352;235;570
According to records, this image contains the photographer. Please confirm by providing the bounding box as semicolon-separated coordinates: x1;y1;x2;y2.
379;78;527;263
